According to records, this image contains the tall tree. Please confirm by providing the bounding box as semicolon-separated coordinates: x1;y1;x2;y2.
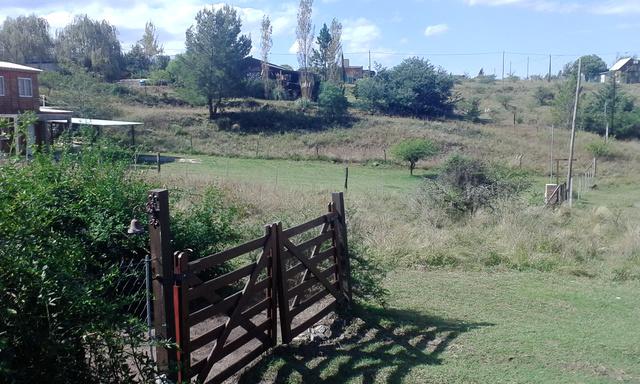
55;15;123;81
326;19;343;83
0;15;53;64
311;23;332;81
138;21;164;59
563;54;607;82
296;0;314;99
260;15;273;99
185;5;251;119
124;44;150;77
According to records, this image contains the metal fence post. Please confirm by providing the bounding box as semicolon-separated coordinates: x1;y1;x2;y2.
147;189;176;378
144;254;153;358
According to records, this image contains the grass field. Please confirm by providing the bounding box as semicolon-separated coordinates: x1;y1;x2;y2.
124;78;640;383
240;270;640;383
157;154;430;195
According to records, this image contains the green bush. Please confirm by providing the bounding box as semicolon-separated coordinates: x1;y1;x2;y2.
0;145;238;382
459;97;481;122
420;155;531;219
585;141;615;158
533;86;555;106
317;82;349;122
391;139;438;175
354;57;455;118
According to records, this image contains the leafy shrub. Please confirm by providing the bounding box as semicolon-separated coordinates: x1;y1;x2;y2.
391;139;438;175
533;86;555;106
0;145;238;382
585;141;615;158
317;82;349;122
354;57;455;118
420;155;530;219
459;97;481;122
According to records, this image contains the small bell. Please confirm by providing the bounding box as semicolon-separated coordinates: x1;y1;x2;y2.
127;219;145;235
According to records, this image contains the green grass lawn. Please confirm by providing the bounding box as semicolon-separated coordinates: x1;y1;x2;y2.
240;270;640;383
156;154;431;195
150;153;639;383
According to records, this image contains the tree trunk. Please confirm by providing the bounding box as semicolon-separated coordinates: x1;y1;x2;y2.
208;97;214;120
410;162;415;175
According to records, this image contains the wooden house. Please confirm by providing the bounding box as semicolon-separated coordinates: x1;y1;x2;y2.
601;58;640;84
342;59;374;84
0;61;72;155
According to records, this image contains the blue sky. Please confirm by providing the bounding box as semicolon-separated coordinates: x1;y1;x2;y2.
1;0;640;76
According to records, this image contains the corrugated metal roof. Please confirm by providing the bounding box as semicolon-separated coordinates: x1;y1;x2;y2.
610;58;632;71
0;61;42;73
70;118;143;126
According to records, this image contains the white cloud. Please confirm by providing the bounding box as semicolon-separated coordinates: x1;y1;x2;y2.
288;40;299;54
424;23;449;37
342;18;381;53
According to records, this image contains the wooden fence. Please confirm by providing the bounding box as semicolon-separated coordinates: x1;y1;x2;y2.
146;190;351;383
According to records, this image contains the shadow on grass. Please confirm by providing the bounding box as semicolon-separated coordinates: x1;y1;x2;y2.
238;305;493;383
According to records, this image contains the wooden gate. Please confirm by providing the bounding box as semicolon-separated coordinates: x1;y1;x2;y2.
148;191;350;383
172;225;279;383
276;192;351;343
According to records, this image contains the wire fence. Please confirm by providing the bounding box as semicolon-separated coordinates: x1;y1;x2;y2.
111;255;154;358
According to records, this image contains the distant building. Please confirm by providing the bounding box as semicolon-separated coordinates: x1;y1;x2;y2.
244;57;320;99
0;61;72;155
600;58;640;84
342;59;375;84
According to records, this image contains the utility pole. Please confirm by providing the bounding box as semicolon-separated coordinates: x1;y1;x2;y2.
604;100;609;142
368;50;371;74
502;51;505;83
548;54;552;82
509;61;512;77
526;57;530;80
566;58;582;208
611;74;616;138
549;124;555;182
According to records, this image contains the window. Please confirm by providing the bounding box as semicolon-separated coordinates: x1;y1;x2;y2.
18;77;33;97
0;76;4;96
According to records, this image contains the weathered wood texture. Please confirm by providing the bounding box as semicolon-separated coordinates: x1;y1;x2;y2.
154;192;351;383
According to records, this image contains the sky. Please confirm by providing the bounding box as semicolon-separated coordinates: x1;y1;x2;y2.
2;0;640;76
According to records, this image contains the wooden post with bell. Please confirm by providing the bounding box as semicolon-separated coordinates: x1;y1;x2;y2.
147;189;177;379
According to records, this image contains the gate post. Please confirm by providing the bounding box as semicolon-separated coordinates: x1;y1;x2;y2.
173;250;190;382
147;189;177;378
331;192;352;303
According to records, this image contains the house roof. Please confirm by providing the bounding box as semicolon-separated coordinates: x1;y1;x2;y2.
0;61;42;73
610;58;632;72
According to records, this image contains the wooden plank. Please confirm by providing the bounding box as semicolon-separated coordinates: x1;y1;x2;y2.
242;297;269;320
196;233;271;383
266;223;279;347
147;189;175;373
188;278;270;326
188;236;266;274
282;237;343;302
203;344;268;384
190;323;225;352
285;247;335;277
287;265;336;299
219;319;270;360
289;299;337;340
188;263;256;301
332;192;352;302
291;232;333;254
281;212;337;237
289;282;338;319
274;222;293;344
291;218;331;308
